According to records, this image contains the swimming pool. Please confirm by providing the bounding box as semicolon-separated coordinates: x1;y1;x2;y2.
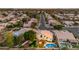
44;43;57;48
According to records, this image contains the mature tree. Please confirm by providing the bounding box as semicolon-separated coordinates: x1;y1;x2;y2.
74;11;78;16
22;18;28;23
13;34;24;46
14;21;23;27
13;35;18;45
73;22;79;26
53;25;64;30
29;40;37;48
5;31;14;48
6;24;14;28
23;30;36;41
31;22;37;28
36;14;40;20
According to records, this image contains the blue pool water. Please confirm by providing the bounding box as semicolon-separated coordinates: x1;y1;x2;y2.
45;44;57;48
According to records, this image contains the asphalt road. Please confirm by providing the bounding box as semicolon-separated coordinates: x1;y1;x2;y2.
38;14;79;38
38;14;47;30
64;27;79;37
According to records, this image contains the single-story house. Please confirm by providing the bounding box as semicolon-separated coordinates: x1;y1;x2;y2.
36;30;54;48
53;30;78;48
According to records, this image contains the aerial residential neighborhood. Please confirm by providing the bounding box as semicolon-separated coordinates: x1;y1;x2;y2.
0;9;79;50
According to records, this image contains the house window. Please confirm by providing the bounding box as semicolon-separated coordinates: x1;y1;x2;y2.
40;35;42;38
46;37;48;39
44;35;46;38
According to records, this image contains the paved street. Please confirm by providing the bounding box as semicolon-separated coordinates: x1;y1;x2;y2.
38;14;47;30
38;13;79;39
37;14;55;36
38;14;54;30
64;27;79;37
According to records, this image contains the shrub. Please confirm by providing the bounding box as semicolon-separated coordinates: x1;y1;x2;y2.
53;25;64;30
